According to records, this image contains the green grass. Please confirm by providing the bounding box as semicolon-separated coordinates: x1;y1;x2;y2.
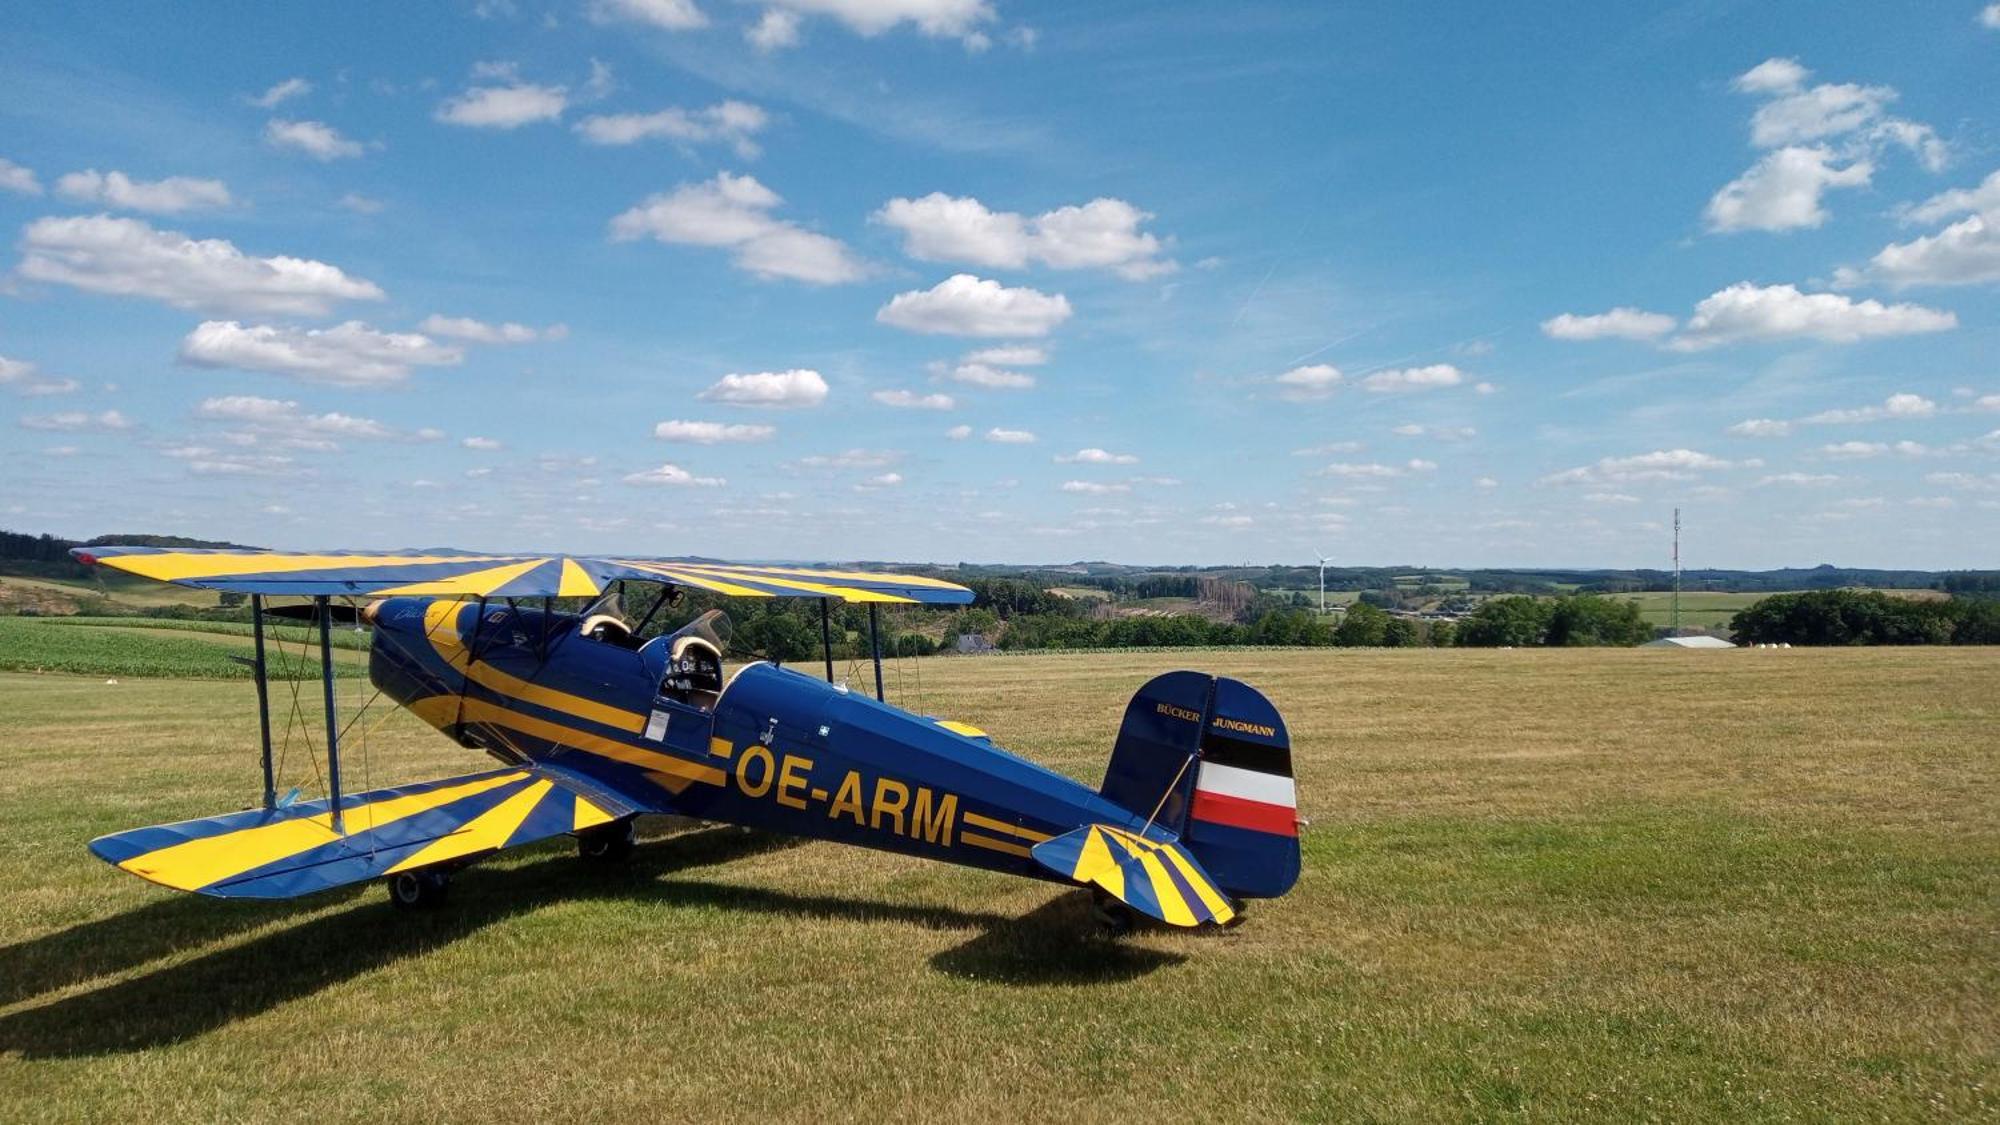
1614;590;1768;630
0;617;369;679
1;647;1995;1121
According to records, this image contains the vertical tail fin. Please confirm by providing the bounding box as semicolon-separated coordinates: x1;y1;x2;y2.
1099;671;1300;900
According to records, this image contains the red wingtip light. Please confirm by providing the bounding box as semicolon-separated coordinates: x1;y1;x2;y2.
75;552;97;567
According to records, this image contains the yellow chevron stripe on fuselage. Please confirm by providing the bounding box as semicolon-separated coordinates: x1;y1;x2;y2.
117;771;529;891
960;831;1034;858
422;600;649;734
386;780;554;873
961;811;1052;843
404;695;725;790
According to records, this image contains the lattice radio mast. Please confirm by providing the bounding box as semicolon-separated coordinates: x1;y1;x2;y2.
1671;507;1682;633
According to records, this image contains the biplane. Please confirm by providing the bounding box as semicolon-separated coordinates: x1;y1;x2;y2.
70;547;1301;933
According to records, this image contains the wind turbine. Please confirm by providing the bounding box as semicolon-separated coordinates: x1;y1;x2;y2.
1315;551;1329;614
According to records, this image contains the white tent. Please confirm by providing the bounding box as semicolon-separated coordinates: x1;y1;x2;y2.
1641;635;1737;649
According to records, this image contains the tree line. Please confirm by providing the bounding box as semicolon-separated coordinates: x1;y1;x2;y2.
1729;589;2000;646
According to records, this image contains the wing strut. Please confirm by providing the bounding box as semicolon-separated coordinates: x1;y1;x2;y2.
251;594;278;811
819;597;835;684
868;604;884;702
316;595;344;835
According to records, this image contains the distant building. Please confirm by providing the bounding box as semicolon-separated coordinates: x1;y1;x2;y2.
1641;635;1736;649
952;633;997;654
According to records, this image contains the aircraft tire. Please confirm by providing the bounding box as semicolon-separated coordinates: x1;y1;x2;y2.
388;869;450;910
577;820;637;863
1089;890;1135;938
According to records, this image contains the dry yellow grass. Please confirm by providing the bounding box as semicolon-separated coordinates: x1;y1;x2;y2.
0;646;1995;1122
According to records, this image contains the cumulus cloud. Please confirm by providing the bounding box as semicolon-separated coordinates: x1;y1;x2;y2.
418;315;567;344
1734;57;1808;94
461;436;503;450
574;101;768;158
1819;440;1889;459
984;426;1035;443
795;448;899;470
653;419;775;443
1903;170;2000;225
1541;307;1677;340
746;0;993;48
250;77;312;108
1985;4;2000;29
1728;418;1793;437
939;360;1034;389
1055;448;1138;465
623;462;725;487
855;471;904;490
19;410;131;432
55;169;232;214
876;274;1071;337
178;321;462;386
0;157;40;195
0;355;79;397
1059;480;1131;494
873;193;1174;279
17;215;383;316
945;424;972;440
1541;449;1741;485
1803;393;1937;424
1669;283;1955;349
871;388;956;410
590;0;709;30
1274;363;1341;401
1318;460;1435;479
697;368;829;407
962;345;1046;367
1705;146;1871;232
1839;212;2000;289
1361;364;1464;393
435;76;568;128
196;395;396;441
1392;424;1476;440
610;172;865;284
264;119;365;160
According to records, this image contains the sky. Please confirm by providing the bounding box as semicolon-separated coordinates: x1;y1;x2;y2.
2;1;1997;569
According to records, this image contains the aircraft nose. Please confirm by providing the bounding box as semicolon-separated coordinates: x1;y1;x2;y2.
359;599;385;626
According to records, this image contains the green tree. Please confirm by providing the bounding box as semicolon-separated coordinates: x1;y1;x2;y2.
1380;616;1419;647
1334;602;1390;647
1456;597;1553;647
1545;595;1652;646
1426;619;1456;647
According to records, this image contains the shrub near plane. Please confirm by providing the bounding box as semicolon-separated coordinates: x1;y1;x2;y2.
71;548;1302;933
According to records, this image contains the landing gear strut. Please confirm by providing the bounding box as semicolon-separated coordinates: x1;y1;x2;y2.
388;868;450;910
577;819;637;863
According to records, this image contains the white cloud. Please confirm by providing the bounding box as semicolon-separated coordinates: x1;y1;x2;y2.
623;462;726;487
0;157;40;195
1055;448;1138;465
1984;4;2000;29
435;79;568;129
1361;364;1464;393
1274;363;1341;401
54;169;231;214
590;0;709;30
984;426;1035;443
871;388;956;410
796;448;899;470
653;419;775;443
1760;472;1839;486
697;368;829;407
336;192;385;214
17;215;383;316
610;172;865;284
1803;393;1937;424
1728;418;1793;437
1926;471;2000;491
873;193;1174;279
1908;496;1958;509
962;345;1046;366
750;0;993;47
418;314;566;344
178;320;461;386
1734;57;1808;94
1475;476;1499;489
747;9;801;48
1541;307;1677;340
940;361;1035;389
1819;440;1888;459
945;424;972;440
197;395;395;440
19;410;130;432
461;436;503;450
876;274;1071;337
250;77;312;108
1293;441;1363;456
1060;480;1131;494
1542;449;1739;485
856;471;904;490
264;119;364;160
1392;424;1476;440
0;355;79;397
1842;212;2000;288
1705;146;1871;232
574;101;768;158
1749;80;1893;148
1319;460;1434;479
1904;170;2000;225
1584;492;1640;504
1670;283;1955;349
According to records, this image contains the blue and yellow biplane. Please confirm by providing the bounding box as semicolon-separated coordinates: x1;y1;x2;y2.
71;547;1301;933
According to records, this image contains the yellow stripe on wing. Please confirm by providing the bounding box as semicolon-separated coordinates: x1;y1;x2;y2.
377;557;548;597
385;780;554;873
96;551;521;585
117;772;529;892
557;558;600;597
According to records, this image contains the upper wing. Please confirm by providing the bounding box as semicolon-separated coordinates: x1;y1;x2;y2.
69;547;974;604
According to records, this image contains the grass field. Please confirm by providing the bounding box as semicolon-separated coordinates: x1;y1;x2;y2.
1;647;1995;1121
0;617;369;680
1614;591;1765;631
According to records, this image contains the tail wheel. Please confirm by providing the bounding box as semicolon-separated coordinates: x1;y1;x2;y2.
577;819;637;863
1222;898;1249;929
1090;890;1135;937
388;869;450;910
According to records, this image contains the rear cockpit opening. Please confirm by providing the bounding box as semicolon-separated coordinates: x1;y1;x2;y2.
577;590;640;650
656;609;731;710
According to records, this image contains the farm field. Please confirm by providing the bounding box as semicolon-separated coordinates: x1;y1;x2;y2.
0;572;222;616
1;646;1995;1121
0;616;370;680
1614;590;1765;631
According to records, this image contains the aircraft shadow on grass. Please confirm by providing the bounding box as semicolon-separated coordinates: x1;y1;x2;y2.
0;826;1182;1058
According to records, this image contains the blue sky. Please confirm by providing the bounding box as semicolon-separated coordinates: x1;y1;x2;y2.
3;1;1997;568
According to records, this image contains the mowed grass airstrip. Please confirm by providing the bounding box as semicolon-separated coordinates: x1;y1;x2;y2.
1;640;1995;1121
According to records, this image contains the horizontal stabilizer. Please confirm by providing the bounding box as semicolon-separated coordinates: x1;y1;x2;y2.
89;767;633;900
1031;824;1236;927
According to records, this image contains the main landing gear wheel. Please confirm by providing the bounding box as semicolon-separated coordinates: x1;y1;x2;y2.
388;868;451;910
1090;889;1135;938
577;819;637;863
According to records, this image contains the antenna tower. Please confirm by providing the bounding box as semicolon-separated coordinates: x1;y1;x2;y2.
1671;507;1681;633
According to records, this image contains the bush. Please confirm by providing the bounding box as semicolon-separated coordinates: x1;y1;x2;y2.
1730;589;1989;646
1456;597;1554;647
